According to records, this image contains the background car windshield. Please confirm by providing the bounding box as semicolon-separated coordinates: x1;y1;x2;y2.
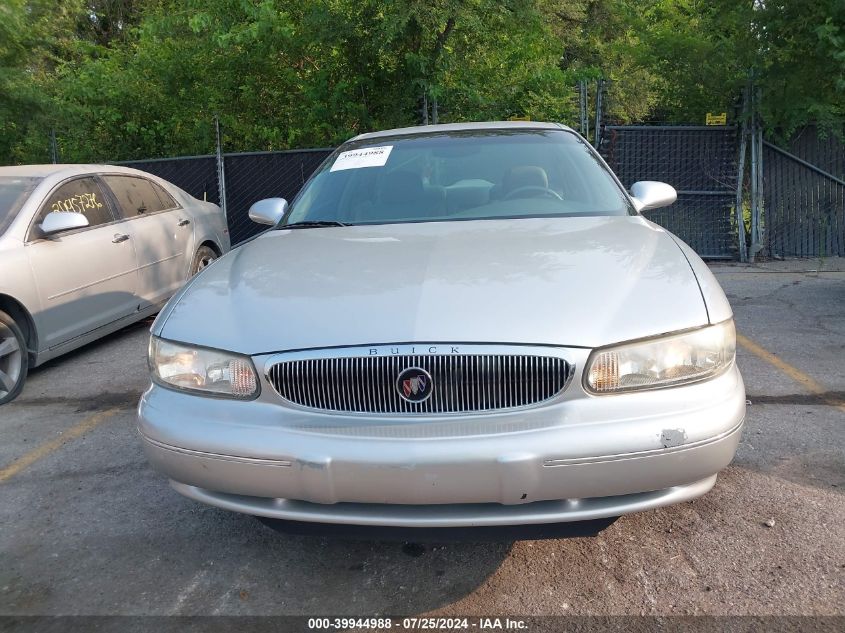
0;177;42;236
284;129;633;226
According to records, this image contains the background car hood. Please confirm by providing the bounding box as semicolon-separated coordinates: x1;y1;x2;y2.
157;216;710;354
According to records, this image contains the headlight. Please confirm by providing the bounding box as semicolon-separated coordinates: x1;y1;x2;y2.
149;336;258;399
585;319;735;394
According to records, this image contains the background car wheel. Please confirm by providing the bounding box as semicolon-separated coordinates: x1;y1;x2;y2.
0;310;28;405
190;246;217;276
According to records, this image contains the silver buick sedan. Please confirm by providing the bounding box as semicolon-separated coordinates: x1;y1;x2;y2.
139;122;745;538
0;164;229;405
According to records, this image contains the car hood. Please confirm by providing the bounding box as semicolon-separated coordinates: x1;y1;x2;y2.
157;216;710;354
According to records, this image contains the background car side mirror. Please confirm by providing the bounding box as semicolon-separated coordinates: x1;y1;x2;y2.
629;181;677;212
40;211;90;235
248;198;288;225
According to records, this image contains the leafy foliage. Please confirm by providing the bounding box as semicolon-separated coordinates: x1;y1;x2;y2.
1;0;842;163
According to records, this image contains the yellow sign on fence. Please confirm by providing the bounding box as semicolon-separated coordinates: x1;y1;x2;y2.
508;115;531;121
706;112;727;126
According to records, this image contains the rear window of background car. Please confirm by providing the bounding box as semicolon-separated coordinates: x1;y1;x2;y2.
103;176;167;219
33;177;113;232
149;181;178;210
0;176;42;236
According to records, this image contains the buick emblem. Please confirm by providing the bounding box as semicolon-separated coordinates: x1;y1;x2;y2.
396;367;433;403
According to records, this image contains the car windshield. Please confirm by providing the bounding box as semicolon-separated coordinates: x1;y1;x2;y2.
0;177;42;236
282;128;633;227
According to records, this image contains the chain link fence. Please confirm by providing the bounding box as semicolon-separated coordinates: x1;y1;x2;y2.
223;150;333;244
119;149;333;245
114;122;843;261
116;155;220;206
123;126;745;258
599;126;740;259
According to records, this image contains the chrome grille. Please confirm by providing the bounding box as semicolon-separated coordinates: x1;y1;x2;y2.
267;352;571;414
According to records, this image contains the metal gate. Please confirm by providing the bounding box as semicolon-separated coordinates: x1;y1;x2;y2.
762;130;845;258
599;125;739;259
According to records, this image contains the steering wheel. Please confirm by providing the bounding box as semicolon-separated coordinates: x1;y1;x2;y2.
502;185;563;201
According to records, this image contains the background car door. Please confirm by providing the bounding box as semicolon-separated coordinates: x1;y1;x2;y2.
25;176;139;349
101;175;193;306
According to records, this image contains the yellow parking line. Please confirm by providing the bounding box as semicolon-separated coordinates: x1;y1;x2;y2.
737;333;845;413
0;407;121;483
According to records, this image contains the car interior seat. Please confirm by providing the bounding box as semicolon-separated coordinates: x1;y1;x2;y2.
501;165;549;197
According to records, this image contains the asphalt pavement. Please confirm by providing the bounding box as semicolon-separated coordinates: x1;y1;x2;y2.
1;258;843;625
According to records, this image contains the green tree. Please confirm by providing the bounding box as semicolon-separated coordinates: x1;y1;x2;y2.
0;0;82;162
755;0;845;138
1;0;843;164
24;0;588;161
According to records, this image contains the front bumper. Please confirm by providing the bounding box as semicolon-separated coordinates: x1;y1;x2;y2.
138;362;745;526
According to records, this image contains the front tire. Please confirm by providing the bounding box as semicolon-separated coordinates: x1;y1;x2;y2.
190;245;217;277
0;310;28;405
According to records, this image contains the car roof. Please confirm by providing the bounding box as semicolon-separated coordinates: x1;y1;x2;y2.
0;163;195;207
0;164;154;179
350;120;572;142
0;164;101;178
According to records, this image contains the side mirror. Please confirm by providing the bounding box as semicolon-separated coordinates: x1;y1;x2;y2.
40;211;89;235
630;181;677;212
248;198;288;226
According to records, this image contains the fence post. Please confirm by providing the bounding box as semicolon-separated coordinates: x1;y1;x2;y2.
749;87;759;263
49;129;58;164
593;78;604;148
735;84;749;262
578;80;589;140
755;85;764;257
214;116;228;221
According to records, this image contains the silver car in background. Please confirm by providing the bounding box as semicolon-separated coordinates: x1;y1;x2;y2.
0;164;230;404
139;122;745;538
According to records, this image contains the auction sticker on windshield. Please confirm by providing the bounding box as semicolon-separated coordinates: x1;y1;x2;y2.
330;145;393;171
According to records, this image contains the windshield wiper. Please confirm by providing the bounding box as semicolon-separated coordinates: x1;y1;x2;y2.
280;220;349;229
